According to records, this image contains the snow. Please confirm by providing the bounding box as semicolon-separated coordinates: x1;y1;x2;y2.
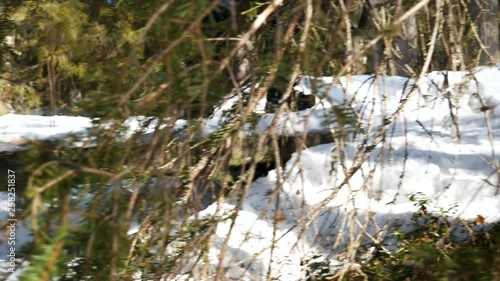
1;65;500;280
180;66;500;279
0;114;92;143
185;202;312;280
0;115;186;147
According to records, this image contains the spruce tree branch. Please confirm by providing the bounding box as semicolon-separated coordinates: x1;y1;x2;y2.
296;0;442;251
217;0;284;75
118;1;223;110
135;0;178;47
133;1;284;114
41;196;69;281
214;3;288;280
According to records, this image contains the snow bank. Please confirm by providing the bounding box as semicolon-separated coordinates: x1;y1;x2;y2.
186;66;500;280
0;115;185;149
1;66;499;280
0;114;92;143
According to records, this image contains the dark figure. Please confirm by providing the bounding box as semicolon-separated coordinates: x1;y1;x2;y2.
265;87;316;113
203;0;243;23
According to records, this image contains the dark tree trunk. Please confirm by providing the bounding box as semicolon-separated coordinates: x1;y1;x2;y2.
394;15;418;76
471;0;499;64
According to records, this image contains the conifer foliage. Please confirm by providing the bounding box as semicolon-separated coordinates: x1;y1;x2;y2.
1;1;499;280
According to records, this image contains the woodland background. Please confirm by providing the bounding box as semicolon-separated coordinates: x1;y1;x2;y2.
0;0;499;280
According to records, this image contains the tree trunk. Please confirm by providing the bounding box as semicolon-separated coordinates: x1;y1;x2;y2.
394;15;418;76
47;61;57;116
471;0;499;64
